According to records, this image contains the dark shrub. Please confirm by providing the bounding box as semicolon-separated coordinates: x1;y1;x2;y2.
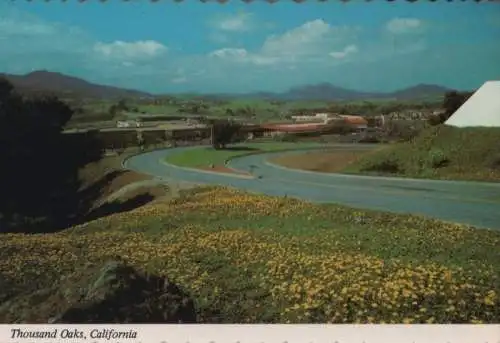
427;148;450;169
362;156;401;174
211;120;242;149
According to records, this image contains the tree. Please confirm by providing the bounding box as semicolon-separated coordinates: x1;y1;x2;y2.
117;99;129;111
0;78;103;233
0;78;14;100
211;119;241;149
443;91;473;119
429;90;473;125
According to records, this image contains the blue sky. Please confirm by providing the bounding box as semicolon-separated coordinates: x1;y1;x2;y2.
1;1;499;94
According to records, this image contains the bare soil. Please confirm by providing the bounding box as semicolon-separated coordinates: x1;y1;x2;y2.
270;150;370;173
77;154;155;210
78;155;148;189
115;185;169;203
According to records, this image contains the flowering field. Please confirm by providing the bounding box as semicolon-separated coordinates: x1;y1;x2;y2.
1;187;499;323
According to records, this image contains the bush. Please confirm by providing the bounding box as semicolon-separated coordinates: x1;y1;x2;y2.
428;91;474;126
358;134;382;144
211;120;242;149
384;120;424;143
273;133;297;142
427;148;449;169
345;125;500;182
361;155;401;174
489;153;500;170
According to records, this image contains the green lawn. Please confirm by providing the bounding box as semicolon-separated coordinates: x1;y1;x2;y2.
164;142;326;168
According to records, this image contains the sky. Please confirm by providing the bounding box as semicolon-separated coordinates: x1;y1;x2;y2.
1;1;499;94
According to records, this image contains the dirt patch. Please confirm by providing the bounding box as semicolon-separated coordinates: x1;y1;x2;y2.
114;185;169;203
78;155;151;203
103;171;151;198
75;154;158;219
270;150;370;173
198;165;251;176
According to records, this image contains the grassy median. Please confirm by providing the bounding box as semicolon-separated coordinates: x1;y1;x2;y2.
164;142;325;169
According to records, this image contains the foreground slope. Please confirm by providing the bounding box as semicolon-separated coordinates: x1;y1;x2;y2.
344;125;500;182
1;187;499;323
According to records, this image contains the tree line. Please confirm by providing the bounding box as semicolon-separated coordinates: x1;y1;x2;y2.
428;91;473;126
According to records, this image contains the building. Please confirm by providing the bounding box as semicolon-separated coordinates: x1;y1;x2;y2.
116;121;131;128
116;120;142;129
260;114;368;136
445;81;500;127
339;115;368;131
261;122;331;134
291;112;342;124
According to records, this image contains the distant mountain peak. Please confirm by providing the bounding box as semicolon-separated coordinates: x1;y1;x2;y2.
1;69;453;101
3;70;151;99
26;69;51;75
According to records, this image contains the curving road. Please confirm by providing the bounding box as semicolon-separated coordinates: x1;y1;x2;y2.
124;145;500;230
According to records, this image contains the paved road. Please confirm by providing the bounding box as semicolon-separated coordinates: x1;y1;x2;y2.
124;145;500;230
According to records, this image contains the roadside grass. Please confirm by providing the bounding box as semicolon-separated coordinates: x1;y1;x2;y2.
164;142;326;168
1;187;499;323
343;125;500;182
269;149;373;173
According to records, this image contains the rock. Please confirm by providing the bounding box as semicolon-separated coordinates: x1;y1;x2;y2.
51;260;197;324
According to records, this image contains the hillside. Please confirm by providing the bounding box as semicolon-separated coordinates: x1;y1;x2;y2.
2;70;452;101
1;187;499;323
216;83;452;101
390;84;453;100
343;125;500;182
2;71;151;99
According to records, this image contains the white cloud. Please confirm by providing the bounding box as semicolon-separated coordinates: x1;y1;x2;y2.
209;48;248;59
210;12;254;32
329;45;358;59
386;18;423;34
0;18;56;36
93;40;167;60
0;6;92;56
171;76;187;84
1;5;456;94
208;19;359;66
208;48;279;66
261;20;357;57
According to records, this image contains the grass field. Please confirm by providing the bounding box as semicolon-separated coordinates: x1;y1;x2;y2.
1;187;498;323
269;149;376;173
164;142;326;169
343;125;500;182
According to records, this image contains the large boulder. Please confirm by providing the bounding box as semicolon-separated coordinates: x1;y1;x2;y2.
51;260;197;323
0;259;197;323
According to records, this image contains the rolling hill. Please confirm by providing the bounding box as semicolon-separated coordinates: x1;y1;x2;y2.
2;70;151;99
226;83;452;101
2;70;452;101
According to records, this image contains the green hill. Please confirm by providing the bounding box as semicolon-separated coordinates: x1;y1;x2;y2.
344;125;500;182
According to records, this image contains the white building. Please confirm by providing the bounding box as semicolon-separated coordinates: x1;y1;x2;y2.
445;81;500;127
291;113;342;124
116;121;131;128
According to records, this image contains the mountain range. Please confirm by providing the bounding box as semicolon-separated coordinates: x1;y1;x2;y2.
1;70;150;99
1;70;453;101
